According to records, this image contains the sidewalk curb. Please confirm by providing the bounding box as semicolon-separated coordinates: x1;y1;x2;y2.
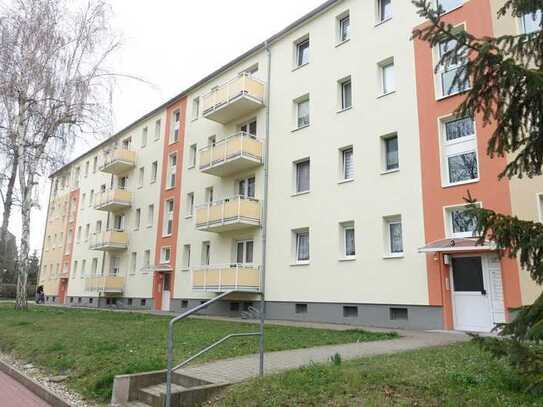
0;359;73;407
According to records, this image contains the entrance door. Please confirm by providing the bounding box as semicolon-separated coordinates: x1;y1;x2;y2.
450;256;493;332
161;274;171;311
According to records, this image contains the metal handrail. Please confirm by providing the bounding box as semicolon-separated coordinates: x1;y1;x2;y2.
195;194;259;210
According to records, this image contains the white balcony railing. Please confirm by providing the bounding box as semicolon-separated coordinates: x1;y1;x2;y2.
192;264;261;292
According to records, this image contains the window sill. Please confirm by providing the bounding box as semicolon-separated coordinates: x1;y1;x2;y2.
291;124;310;133
338;178;354;185
291;190;311;197
335;38;351;48
292;63;309;72
381;168;400;175
438;4;464;17
290;261;310;267
162;234;172;238
165;186;176;191
339;257;356;262
185;215;193;219
383;254;404;259
337;106;352;114
138;186;143;190
374;17;392;28
377;90;396;99
436;87;471;102
146;225;153;229
181;268;190;272
187;165;195;170
442;178;479;189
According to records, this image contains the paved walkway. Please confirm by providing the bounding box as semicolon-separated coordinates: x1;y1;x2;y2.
0;370;50;407
176;330;469;384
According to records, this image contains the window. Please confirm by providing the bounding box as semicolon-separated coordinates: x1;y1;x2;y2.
295;159;310;193
182;245;191;270
383;134;399;171
205;187;214;204
167;153;177;188
143;249;151;272
72;261;78;279
151;161;158;183
134;208;141;230
441;116;478;185
170;110;180;144
77;226;82;243
110;256;120;276
539;194;543;222
201;242;211;265
163;199;174;236
95;220;102;234
385;216;404;256
338;12;351;43
91;257;98;276
154;119;161;141
84;161;89;177
189;144;197;168
295;304;308;314
341;147;354;181
130;252;137;274
161;247;171;264
81;193;86;210
339;78;352;110
181;300;189;308
138;167;145;187
186;193;194;217
141;127;148;148
390;307;408;320
236;240;254;265
93;157;98;173
192;97;200;120
437;37;468;97
343;306;358;318
89;190;94;207
296;98;310;128
147;204;154;227
446;205;478;238
294;229;310;263
379;59;395;95
295;37;310;67
118;176;128;190
341;222;356;258
436;0;463;14
238;176;256;198
522;10;542;34
378;0;392;22
112;214;124;231
240;119;257;135
85;224;90;241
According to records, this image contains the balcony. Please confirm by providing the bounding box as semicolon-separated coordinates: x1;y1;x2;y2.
100;148;136;174
192;264;261;293
43;280;59;296
195;196;261;233
85;275;125;294
202;73;265;124
199;132;263;177
89;230;128;251
94;189;132;212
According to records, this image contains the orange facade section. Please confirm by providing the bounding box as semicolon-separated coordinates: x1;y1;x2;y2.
413;0;521;328
153;97;187;310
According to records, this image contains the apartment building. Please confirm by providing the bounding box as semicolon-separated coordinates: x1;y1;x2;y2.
39;0;542;332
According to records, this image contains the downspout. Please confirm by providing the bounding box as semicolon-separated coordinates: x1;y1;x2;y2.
259;40;272;377
38;181;54;291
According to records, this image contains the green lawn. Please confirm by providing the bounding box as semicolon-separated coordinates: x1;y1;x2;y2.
0;304;395;402
213;342;542;407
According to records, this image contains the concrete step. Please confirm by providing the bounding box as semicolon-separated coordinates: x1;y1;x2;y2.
137;382;186;406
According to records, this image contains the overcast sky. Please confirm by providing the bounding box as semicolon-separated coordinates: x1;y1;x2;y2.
5;0;326;253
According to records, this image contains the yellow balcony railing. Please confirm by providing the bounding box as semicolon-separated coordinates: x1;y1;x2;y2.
202;73;265;124
100;148;136;174
199;132;263;177
89;230;128;251
195;196;261;233
192;264;261;292
43;280;59;296
94;189;132;212
85;275;125;293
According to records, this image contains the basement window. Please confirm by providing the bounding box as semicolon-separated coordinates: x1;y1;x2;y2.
127;298;133;306
140;299;146;307
343;306;358;318
390;307;408;320
78;297;82;303
295;303;308;314
181;300;189;308
89;298;93;304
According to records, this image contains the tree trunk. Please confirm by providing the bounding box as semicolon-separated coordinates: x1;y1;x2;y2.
0;153;18;253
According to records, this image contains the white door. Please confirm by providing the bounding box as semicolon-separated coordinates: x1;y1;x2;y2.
451;256;494;332
161;274;171;311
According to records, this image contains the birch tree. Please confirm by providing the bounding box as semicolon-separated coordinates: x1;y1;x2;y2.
0;0;120;309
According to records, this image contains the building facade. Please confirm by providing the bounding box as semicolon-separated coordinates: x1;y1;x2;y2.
39;0;542;332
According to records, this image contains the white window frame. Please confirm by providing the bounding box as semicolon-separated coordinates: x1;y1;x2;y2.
163;199;174;237
235;240;255;265
440;115;479;187
189;144;197;169
294;158;310;194
295;36;310;68
201;242;211;266
130;252;137;275
170;110;180;144
293;228;310;264
444;203;481;238
141;127;148;148
167;153;177;189
147;204;154;228
340;146;354;181
435;31;469;99
143;249;151;273
192;97;200;120
160;246;171;264
382;133;399;172
151;161;158;183
384;216;404;257
138;166;145;188
337;11;351;44
154;119;161;141
182;244;191;270
339;77;352;111
521;10;542;34
295;96;310;129
186;192;194;218
134;208;141;230
378;58;395;96
436;0;464;15
377;0;392;23
340;222;356;259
